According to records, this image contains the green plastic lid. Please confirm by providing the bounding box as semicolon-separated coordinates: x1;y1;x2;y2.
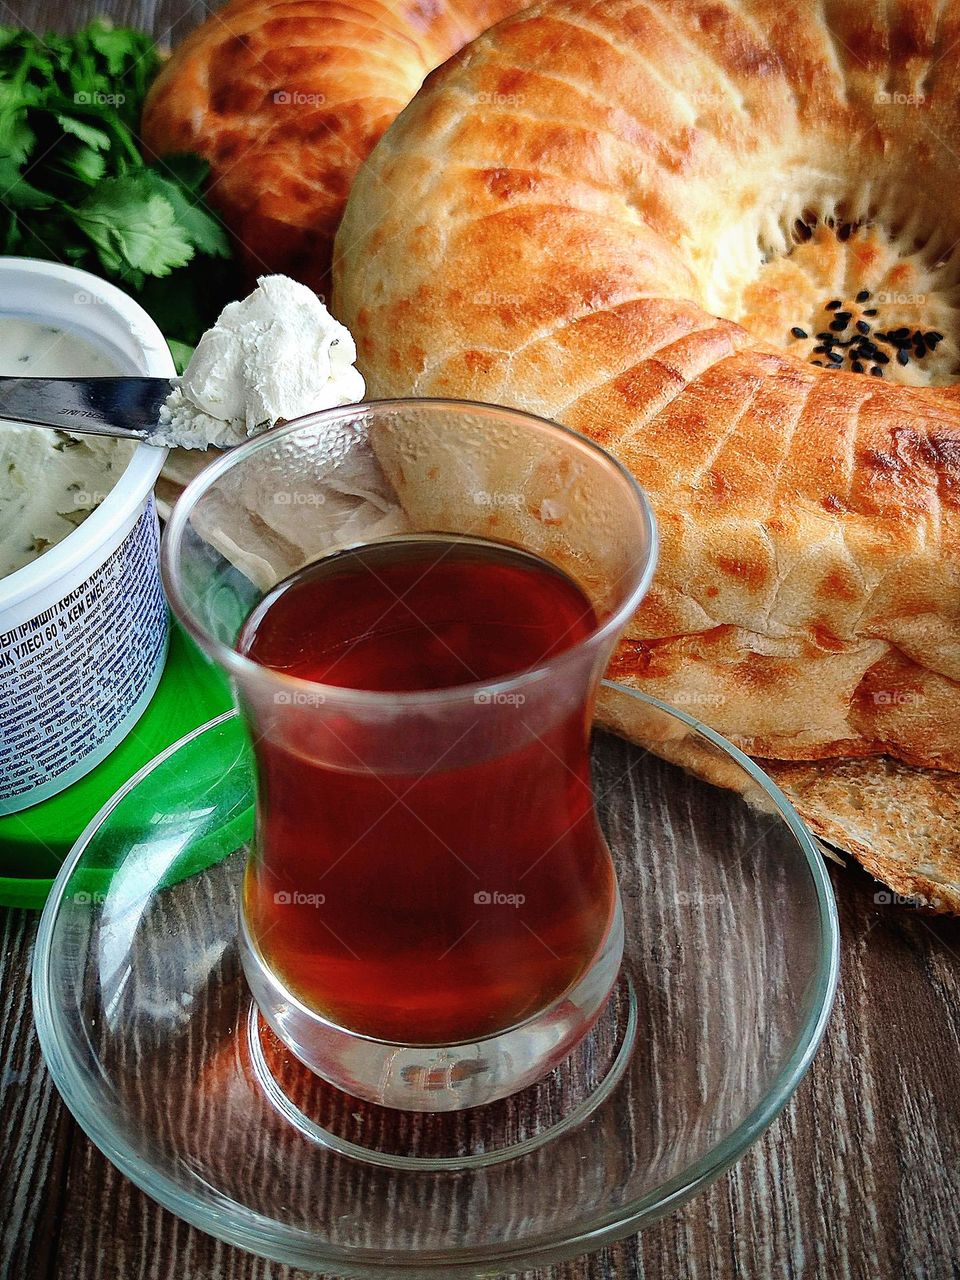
0;620;235;908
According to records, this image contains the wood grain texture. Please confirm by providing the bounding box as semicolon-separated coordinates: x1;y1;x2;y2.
4;864;960;1280
0;1;959;1277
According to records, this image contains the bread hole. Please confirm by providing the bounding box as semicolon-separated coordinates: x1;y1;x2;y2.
710;196;960;387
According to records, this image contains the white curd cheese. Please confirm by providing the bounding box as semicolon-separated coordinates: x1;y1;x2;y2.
156;274;365;450
0;319;133;579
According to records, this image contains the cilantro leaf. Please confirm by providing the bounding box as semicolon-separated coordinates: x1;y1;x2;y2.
165;338;195;374
0;170;53;208
0;91;35;162
0;21;237;346
140;166;230;259
55;112;110;150
87;21;148;78
74;177;196;275
59;140;106;184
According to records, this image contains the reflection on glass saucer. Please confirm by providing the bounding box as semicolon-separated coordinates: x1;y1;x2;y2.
33;686;838;1277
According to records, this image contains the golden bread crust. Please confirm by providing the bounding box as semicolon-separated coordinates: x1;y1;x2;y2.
596;685;960;913
141;0;523;291
764;756;960;914
334;0;960;770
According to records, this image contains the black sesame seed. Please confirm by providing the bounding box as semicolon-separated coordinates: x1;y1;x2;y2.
893;327;910;340
816;331;833;342
873;350;890;364
791;326;808;339
826;299;842;311
897;348;910;366
828;350;843;364
927;331;944;347
914;338;927;358
812;360;824;366
835;311;851;324
913;330;925;343
852;361;864;373
856;320;870;335
813;345;826;354
830;319;847;331
856;290;870;302
871;366;884;376
863;308;878;316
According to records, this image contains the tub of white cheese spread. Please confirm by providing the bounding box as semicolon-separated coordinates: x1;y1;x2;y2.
0;258;172;814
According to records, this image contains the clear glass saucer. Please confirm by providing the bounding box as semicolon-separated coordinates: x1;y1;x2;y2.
33;683;839;1277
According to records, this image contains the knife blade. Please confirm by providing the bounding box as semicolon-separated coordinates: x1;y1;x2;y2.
0;376;178;442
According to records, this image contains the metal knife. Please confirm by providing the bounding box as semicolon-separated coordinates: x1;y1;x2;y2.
0;376;178;442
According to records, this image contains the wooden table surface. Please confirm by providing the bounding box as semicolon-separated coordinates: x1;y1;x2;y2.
2;1;960;1277
4;844;960;1280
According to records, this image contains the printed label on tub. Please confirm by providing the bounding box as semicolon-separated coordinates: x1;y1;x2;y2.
0;500;167;809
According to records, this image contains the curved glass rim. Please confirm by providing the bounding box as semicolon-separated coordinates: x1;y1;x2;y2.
0;255;173;613
160;398;660;708
32;683;840;1276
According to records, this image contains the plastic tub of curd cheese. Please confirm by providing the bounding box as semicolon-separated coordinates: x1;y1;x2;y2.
0;258;173;815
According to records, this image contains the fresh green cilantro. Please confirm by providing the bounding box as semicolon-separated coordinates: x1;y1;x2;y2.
0;20;235;349
165;337;195;374
74;178;196;276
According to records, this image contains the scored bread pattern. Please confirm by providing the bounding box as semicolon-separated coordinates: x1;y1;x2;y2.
142;0;960;770
141;0;526;293
334;0;960;770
